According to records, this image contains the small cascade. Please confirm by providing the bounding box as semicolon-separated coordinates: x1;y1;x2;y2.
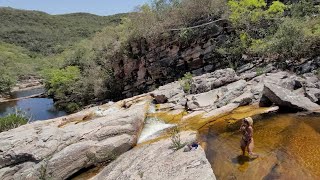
138;103;175;144
148;103;156;113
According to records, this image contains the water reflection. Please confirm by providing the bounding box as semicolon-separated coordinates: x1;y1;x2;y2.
200;113;320;179
10;87;45;99
0;98;66;121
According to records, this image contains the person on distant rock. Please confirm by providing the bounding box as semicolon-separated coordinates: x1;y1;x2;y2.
239;117;258;158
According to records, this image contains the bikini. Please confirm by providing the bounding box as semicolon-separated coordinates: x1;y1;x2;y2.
242;128;252;145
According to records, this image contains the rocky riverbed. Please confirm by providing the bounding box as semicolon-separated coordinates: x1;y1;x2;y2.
0;67;320;179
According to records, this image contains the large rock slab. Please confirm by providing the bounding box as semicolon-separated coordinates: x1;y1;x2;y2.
0;98;150;180
186;80;248;111
305;88;320;103
150;81;186;106
262;83;320;111
93;131;216;180
190;68;239;94
264;71;305;90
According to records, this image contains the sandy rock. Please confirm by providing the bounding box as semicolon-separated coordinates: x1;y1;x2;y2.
93;131;216;180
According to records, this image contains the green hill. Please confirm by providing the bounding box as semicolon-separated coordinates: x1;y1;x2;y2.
0;7;126;55
0;41;37;93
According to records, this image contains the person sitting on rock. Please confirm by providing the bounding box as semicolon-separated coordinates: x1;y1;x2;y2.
239;117;258;158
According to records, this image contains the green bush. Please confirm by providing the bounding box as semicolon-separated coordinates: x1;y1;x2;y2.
250;18;320;58
42;66;80;96
289;0;319;18
0;72;16;94
41;66;81;111
227;0;286;57
267;19;306;58
169;127;186;151
41;31;121;112
228;0;286;30
124;0;228;41
179;72;193;93
0;112;28;132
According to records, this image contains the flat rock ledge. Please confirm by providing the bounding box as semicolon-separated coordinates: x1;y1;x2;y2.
0;97;150;180
93;131;216;180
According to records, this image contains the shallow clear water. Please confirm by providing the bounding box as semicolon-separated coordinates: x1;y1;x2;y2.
199;113;320;179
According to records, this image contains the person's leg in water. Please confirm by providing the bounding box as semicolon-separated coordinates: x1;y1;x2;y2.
240;138;247;156
248;139;258;158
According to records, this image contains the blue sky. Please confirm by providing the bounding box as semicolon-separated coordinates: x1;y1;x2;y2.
0;0;150;16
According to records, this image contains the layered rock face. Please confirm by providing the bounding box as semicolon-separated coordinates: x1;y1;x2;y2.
112;20;232;98
0;97;150;180
93;131;216;180
150;68;320;117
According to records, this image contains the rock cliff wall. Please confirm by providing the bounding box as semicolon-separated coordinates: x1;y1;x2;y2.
112;20;233;98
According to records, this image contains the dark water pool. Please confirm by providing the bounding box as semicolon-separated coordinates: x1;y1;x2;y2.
0;87;67;121
0;98;67;121
10;87;45;99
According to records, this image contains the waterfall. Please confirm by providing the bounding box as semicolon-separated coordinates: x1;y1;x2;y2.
138;103;175;144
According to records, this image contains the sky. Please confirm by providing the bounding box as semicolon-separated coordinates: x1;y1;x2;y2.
0;0;150;16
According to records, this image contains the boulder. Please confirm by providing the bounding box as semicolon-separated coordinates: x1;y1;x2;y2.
151;82;185;105
93;131;216;180
264;72;305;90
303;73;320;88
190;68;239;94
261;83;320;111
186;80;247;111
0;100;149;180
240;72;258;81
231;92;254;106
305;88;320;104
237;63;254;73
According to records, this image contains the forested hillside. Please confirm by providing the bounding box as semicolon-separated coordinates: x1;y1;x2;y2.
0;7;126;96
0;7;126;55
41;0;320;112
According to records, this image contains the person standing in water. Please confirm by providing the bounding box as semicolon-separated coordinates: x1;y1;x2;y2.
240;117;258;158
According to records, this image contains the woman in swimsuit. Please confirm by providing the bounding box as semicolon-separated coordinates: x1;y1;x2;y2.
240;117;258;158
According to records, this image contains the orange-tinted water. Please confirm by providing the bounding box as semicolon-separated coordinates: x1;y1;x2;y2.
199;114;320;179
